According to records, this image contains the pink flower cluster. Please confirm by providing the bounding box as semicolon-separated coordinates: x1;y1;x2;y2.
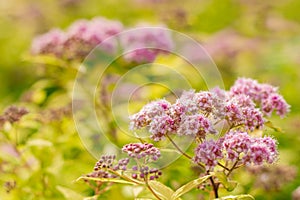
193;140;223;170
223;95;264;131
176;90;220;115
122;143;161;162
194;131;278;170
121;27;173;63
229;78;290;117
130;95;217;141
130;78;290;141
31;17;123;60
31;17;173;63
31;29;66;57
131;166;162;181
94;155;130;171
88;155;130;179
177;114;217;138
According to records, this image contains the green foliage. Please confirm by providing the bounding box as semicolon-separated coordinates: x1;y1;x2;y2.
214;172;238;192
215;194;254;200
171;175;212;199
148;181;175;200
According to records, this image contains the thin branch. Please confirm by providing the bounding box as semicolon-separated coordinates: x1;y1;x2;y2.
165;133;192;159
217;162;230;171
107;169;143;185
208;171;218;198
227;160;239;177
144;176;161;200
234;163;244;169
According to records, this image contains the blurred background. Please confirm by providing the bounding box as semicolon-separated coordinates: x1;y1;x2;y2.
0;0;300;199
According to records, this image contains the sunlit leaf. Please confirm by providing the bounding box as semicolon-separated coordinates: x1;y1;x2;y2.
148;180;175;200
265;121;283;133
133;186;145;197
76;176;137;185
213;171;237;192
215;194;255;200
84;195;99;200
56;185;84;199
171;175;212;199
27;139;53;147
22;54;67;67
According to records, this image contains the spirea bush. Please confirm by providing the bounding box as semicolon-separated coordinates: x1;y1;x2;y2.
79;77;290;199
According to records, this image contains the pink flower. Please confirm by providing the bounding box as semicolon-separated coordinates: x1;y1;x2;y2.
193;131;278;170
149;115;175;141
176;90;199;114
193;140;223;170
221;131;278;166
121;26;173;63
210;86;228;100
31;17;123;60
64;17;123;59
223;131;251;161
122;143;161;162
178;114;216;138
129;99;171;130
261;93;290;118
31;29;66;56
176;90;221;116
242;107;264;131
229;78;290;117
224;95;264;130
67;17;123;46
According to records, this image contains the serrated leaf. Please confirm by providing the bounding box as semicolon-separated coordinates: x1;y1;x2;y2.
76;176;136;185
265;121;283;133
148;181;175;200
213;171;237;192
215;194;255;200
56;185;84;200
171;175;211;199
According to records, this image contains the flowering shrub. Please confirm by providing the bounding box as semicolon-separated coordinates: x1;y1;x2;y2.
2;0;300;198
79;77;290;199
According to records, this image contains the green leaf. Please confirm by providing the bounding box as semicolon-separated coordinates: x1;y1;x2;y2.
214;171;237;192
215;194;255;200
171;175;212;199
56;185;84;199
148;181;175;200
76;176;137;185
27;139;53;147
226;181;238;192
132;186;145;197
265;121;283;133
83;195;99;200
22;54;67;67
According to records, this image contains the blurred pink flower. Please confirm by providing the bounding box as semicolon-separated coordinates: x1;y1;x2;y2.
121;26;173;63
31;29;66;56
